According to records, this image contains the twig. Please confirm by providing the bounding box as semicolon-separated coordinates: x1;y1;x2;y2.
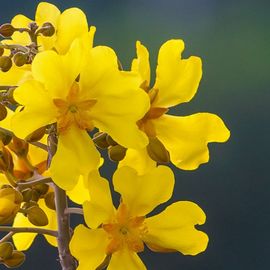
54;184;76;270
64;208;83;216
0;226;58;237
0;232;14;243
17;177;52;189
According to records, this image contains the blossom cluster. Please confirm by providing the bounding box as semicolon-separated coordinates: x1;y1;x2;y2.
0;2;230;270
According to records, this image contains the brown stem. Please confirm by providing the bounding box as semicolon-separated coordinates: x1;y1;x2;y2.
54;184;76;270
0;232;14;243
17;176;52;190
0;226;58;237
64;208;83;216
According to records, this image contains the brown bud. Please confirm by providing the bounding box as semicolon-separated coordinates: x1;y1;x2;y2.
106;135;117;146
0;188;22;224
33;183;49;196
0;47;4;56
8;136;29;157
0;242;13;260
44;192;55;210
93;132;110;149
25;126;46;142
0;23;15;38
13;52;28;67
146;137;170;163
5;87;17;105
2;250;25;268
39;22;55;37
0;129;12;146
0;56;12;72
0;104;7;121
108;145;127;162
27;205;49;226
22;189;33;203
0;146;14;172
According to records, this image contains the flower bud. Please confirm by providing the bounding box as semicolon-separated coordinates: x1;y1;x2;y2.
39;22;55;37
108;145;127;162
44;192;55;210
0;23;15;38
0;146;14;172
33;183;49;196
2;250;25;268
0;130;12;145
0;56;12;72
0;187;23;225
8;136;29;157
0;242;13;260
27;205;49;226
25;126;46;142
146;137;170;163
0;47;4;56
106;135;117;146
13;52;28;67
0;104;7;121
93;132;110;149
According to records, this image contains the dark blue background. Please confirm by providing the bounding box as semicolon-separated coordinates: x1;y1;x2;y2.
1;0;270;269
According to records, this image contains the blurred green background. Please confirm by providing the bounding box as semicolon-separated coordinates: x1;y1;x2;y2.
1;0;270;269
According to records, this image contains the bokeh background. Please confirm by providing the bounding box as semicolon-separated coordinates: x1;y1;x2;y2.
1;0;270;269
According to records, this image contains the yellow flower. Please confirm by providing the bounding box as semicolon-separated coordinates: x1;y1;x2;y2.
121;40;230;174
0;2;90;85
70;166;208;270
11;35;149;191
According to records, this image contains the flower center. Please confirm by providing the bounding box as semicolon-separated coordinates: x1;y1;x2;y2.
102;203;147;254
53;82;97;133
137;88;168;138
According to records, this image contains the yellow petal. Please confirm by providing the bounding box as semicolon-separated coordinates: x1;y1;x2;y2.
39;199;57;247
0;65;31;86
83;171;114;229
131;41;151;87
55;8;88;54
155;113;230;170
0;174;9;185
35;2;60;51
108;249;146;270
113;166;174;217
50;126;100;190
144;201;208;255
32;47;81;99
11;14;31;45
153;39;202;108
11;80;57;138
67;175;90;205
80;46;150;149
70;225;107;270
119;148;156;175
12;213;37;251
12;199;57;250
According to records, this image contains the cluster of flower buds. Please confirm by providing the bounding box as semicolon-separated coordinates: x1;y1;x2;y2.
0;21;55;72
0;242;25;268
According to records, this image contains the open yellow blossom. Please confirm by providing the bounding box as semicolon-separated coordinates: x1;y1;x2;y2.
121;40;230;173
70;166;208;270
0;2;90;85
11;35;149;191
